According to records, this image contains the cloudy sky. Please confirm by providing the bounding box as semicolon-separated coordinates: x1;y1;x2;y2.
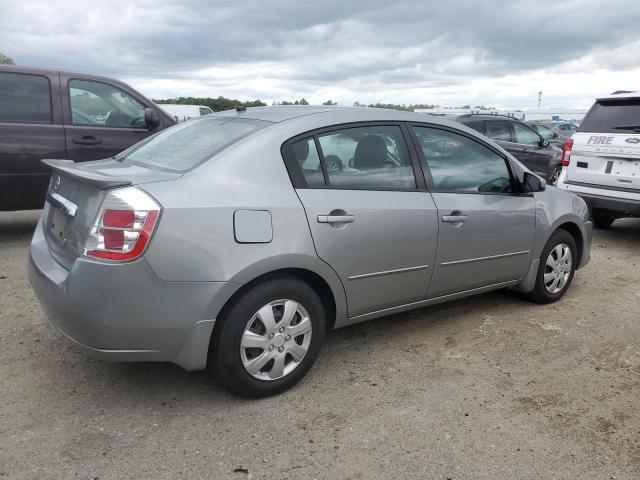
2;0;639;109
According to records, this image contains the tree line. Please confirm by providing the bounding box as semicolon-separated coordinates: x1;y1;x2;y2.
154;96;444;112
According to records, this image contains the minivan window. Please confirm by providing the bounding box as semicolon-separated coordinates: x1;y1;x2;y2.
579;99;640;134
0;72;52;124
413;126;512;193
115;116;268;171
69;79;147;128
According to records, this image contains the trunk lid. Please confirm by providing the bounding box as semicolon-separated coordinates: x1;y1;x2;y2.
42;158;179;269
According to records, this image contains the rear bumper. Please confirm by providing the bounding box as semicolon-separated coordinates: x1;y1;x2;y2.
28;218;241;370
558;178;640;215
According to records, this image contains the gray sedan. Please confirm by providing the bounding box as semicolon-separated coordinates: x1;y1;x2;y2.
29;106;592;397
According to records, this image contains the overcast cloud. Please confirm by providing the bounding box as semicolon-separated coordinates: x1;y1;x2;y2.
1;0;639;108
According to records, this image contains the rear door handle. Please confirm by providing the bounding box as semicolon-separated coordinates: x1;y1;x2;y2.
442;215;468;223
317;214;355;224
72;136;102;146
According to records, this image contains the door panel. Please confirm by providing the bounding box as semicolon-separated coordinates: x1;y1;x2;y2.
409;124;536;298
428;193;535;297
0;70;65;210
297;189;438;316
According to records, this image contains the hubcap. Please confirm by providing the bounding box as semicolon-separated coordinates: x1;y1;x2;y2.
240;299;312;381
544;243;572;294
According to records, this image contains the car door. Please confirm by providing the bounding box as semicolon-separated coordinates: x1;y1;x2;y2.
510;121;553;178
283;123;439;317
409;124;536;298
0;69;66;210
60;75;160;162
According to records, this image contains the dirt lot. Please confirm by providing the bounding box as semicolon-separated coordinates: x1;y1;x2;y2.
1;210;640;479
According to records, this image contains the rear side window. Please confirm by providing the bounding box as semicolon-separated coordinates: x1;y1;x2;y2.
115;116;269;171
286;125;416;190
0;72;52;124
485;121;512;142
580;99;640;133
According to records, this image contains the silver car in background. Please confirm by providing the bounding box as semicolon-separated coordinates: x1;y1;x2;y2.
29;106;592;397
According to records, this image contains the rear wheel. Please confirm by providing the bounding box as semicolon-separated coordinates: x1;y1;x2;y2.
208;276;325;398
526;229;577;304
591;208;616;229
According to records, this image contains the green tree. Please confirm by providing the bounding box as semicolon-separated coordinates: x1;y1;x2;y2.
322;100;337;105
153;96;266;112
0;52;15;65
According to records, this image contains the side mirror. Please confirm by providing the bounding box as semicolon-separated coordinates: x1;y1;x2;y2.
144;108;161;130
523;171;546;192
553;131;559;139
539;138;550;148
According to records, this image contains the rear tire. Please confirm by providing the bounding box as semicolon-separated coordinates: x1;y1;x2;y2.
207;276;325;398
591;208;615;229
548;167;561;187
526;229;577;304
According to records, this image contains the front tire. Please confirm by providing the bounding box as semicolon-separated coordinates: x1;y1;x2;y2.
207;276;325;398
526;230;577;304
591;208;615;229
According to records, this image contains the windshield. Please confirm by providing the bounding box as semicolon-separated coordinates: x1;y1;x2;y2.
115;116;270;171
579;98;640;133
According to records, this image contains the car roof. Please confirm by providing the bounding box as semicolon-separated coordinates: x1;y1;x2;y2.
0;64;142;91
213;105;465;128
596;91;640;101
456;114;520;122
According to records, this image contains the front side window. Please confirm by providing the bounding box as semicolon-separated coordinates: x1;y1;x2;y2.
485;121;512;142
513;122;541;145
413;126;512;193
69;79;147;128
199;107;213;116
0;72;52;124
115;116;269;172
535;124;554;139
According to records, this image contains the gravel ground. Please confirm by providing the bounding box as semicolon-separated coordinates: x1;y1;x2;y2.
1;210;640;479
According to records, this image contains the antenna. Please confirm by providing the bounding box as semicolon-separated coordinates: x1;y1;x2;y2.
537;91;542;110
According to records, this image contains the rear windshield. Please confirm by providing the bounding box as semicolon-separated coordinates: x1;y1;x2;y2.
115;116;269;171
579;98;640;134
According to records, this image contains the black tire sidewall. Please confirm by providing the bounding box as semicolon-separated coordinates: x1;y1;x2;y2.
533;230;577;303
209;277;325;398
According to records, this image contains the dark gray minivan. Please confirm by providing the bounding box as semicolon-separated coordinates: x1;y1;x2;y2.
0;66;175;211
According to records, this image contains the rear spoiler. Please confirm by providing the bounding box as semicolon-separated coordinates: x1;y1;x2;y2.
42;159;132;189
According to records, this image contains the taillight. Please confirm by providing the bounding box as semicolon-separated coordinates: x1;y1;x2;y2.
84;187;161;262
561;138;573;167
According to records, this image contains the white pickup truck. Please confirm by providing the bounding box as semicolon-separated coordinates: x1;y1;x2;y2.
557;91;640;228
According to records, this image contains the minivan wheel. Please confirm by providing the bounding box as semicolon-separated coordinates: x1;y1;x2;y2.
526;230;577;304
548;167;561;187
208;276;325;398
591;208;615;229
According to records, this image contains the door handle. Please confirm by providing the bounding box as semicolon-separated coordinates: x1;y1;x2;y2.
317;214;355;224
442;215;468;223
72;136;102;146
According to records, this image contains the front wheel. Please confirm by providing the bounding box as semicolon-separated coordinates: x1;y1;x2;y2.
207;276;325;398
591;208;616;229
526;230;577;304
